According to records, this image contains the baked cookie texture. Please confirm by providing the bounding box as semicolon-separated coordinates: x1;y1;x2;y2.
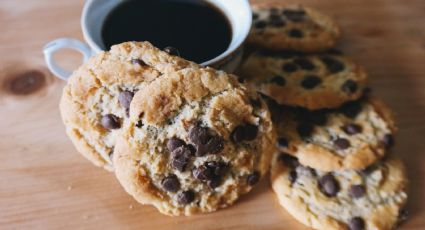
271;97;396;172
113;67;276;216
248;5;340;52
238;50;368;110
271;153;408;230
60;41;198;171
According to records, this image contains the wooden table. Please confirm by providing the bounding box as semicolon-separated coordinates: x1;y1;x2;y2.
1;0;424;229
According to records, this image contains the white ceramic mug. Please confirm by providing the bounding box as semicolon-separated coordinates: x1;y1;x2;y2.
43;0;252;80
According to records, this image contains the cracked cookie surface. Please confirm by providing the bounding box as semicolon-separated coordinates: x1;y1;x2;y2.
271;97;396;172
271;153;408;230
113;67;276;216
60;41;197;170
248;5;340;52
238;50;368;110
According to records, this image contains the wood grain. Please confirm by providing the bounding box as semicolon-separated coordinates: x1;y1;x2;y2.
0;0;424;229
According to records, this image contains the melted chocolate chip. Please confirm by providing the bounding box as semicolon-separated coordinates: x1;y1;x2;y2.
348;217;365;230
177;190;195;204
334;138;351;150
194;161;227;188
231;124;258;142
162;175;180;192
282;9;306;22
350;185;366;198
278;153;299;168
277;137;289;148
289;170;297;184
255;20;267;29
342;80;358;94
131;59;147;66
193;165;214;181
340;101;363;118
171;146;193;172
270;76;286;86
189;126;210;145
301;75;322;89
383;134;394;149
319;174;340;197
321;56;345;73
118;91;134;109
343;124;362;135
247;171;260;186
189;126;224;156
101;114;121;130
288;28;304;38
163;46;180;56
293;58;315;70
282;63;298;72
297;123;314;139
167;137;186;152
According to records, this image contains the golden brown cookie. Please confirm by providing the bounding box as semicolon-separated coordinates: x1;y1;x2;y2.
113;67;276;216
271;153;408;230
248;5;340;52
272;97;396;172
60;41;197;170
238;50;368;110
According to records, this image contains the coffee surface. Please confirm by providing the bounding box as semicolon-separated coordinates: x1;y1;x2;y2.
102;0;232;63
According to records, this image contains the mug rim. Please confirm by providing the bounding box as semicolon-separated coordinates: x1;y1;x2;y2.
81;0;252;66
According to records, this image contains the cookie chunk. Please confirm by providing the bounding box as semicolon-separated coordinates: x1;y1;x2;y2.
238;51;368;110
271;153;408;230
60;42;197;171
272;97;396;172
249;5;340;52
113;67;276;216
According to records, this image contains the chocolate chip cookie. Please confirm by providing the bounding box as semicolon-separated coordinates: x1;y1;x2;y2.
271;153;408;230
238;50;368;110
60;41;197;170
272;97;396;172
249;5;341;52
113;67;276;216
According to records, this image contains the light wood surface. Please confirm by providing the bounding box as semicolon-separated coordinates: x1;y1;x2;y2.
1;0;424;229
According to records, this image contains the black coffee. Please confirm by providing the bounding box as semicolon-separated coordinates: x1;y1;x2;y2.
102;0;232;63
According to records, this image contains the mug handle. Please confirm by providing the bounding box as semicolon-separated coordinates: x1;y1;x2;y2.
43;38;92;80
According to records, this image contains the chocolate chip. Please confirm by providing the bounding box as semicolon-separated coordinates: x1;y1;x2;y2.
101;114;121;130
253;13;259;20
341;80;358;94
288;28;304;38
171;146;192;172
382;134;394;149
289;170;297;184
131;59;146;66
293;58;315;70
270;17;286;27
350;185;366;198
207;177;221;188
108;149;114;160
163;46;180;56
397;209;409;226
193;165;214;181
309;111;328;126
177;190;195;204
189;126;210;145
118;91;134;109
205;161;228;177
135;120;143;128
334;138;351;150
321;56;345;73
277;137;288;148
270;76;286;86
282;9;306;22
162;175;180;192
348;217;365;230
247;171;260;186
297;123;314;139
360;164;378;175
250;98;262;108
301;75;322;89
340;101;363;118
319;174;340;197
278;153;299;168
255;20;267;29
282;63;298;72
343;124;362;135
231;124;258;142
167;137;186;152
189;126;224;156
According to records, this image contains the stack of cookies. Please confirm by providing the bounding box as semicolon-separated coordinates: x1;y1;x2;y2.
238;4;408;230
60;42;276;216
58;3;408;229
